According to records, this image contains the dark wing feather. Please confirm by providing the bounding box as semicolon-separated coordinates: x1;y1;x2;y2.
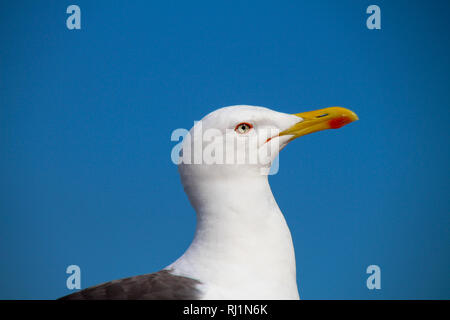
58;270;202;300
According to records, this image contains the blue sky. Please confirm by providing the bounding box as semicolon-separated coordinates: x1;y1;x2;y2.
0;1;449;299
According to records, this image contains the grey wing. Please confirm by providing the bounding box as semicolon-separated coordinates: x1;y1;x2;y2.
58;270;202;300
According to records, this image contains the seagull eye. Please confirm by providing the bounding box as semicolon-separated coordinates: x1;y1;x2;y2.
235;122;253;134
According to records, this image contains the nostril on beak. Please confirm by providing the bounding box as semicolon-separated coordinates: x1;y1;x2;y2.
316;113;329;118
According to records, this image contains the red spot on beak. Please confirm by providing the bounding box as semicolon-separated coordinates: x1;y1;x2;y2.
329;116;352;129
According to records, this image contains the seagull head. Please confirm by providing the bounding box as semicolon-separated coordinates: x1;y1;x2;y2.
178;105;358;179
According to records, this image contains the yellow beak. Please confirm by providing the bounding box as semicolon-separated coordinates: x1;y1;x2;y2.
280;107;358;140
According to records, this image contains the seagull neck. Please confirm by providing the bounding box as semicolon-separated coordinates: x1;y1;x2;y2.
170;171;299;299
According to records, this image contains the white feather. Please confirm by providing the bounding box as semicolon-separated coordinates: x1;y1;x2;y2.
166;105;302;299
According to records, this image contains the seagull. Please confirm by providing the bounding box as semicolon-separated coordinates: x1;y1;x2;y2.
59;105;358;300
